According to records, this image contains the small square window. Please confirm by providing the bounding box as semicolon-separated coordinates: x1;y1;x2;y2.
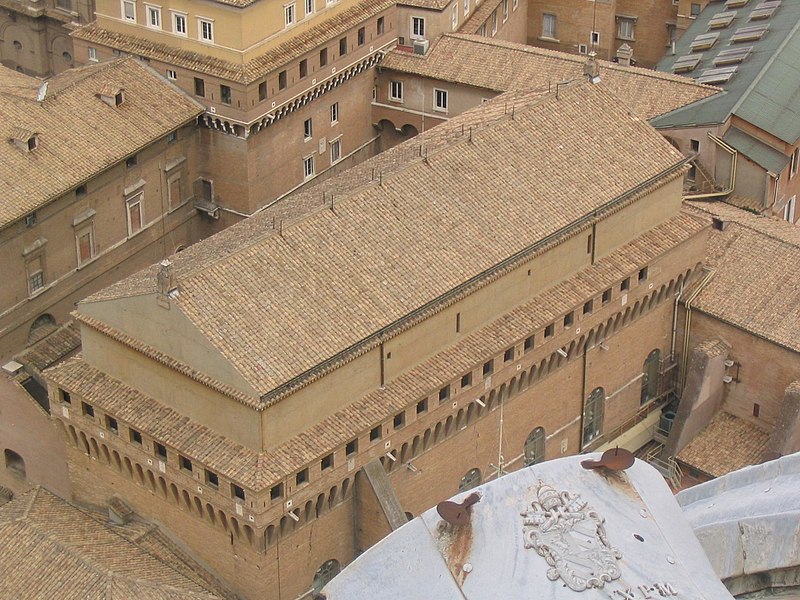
76;184;87;197
61;389;71;404
483;360;493;376
346;439;358;455
583;300;593;315
299;58;307;78
232;483;246;500
180;455;193;472
258;81;267;101
339;36;347;56
358;26;365;45
389;80;403;102
130;428;142;444
88;47;98;61
564;312;574;327
370;425;382;441
126;155;137;168
105;415;118;432
206;470;219;487
638;267;648;282
602;289;612;304
416;399;427;414
166;69;177;80
194;77;205;97
393;412;405;429
503;347;514;362
524;335;534;352
220;84;231;104
270;483;284;500
439;385;450;402
544;323;555;338
278;70;287;90
321;453;334;470
690;2;701;16
461;372;472;387
320;47;328;66
167;131;177;143
621;277;631;291
155;442;167;459
434;88;448;112
296;468;309;485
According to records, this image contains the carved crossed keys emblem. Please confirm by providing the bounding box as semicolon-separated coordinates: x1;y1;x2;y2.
521;481;622;592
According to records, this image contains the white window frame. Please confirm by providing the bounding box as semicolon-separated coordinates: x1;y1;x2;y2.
198;18;214;43
617;17;635;41
502;0;508;22
463;0;469;16
451;4;458;29
330;137;342;164
512;0;517;11
305;0;313;16
389;80;403;102
284;2;296;27
491;10;498;34
434;88;448;113
542;13;556;39
790;147;799;179
303;155;315;179
126;192;144;237
330;102;339;125
145;4;161;29
784;195;796;223
122;0;136;22
75;225;95;267
166;69;177;80
88;47;98;61
172;11;187;35
411;16;425;39
591;30;600;46
304;118;313;140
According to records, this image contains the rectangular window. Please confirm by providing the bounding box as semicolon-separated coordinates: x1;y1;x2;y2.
358;27;365;45
122;0;136;22
205;470;219;487
320;47;328;66
564;311;574;326
304;118;313;139
451;3;458;29
464;0;469;16
753;403;760;418
296;468;309;485
504;347;514;362
416;399;427;414
56;0;71;10
270;483;284;500
130;428;142;444
232;483;246;500
180;455;193;472
199;19;213;42
88;47;98;61
461;372;472;387
784;195;796;223
591;31;600;46
389;80;403;101
791;148;799;178
330;138;341;164
617;17;635;40
602;289;612;304
27;256;44;295
299;58;308;78
166;69;177;80
502;0;508;21
220;84;231;104
346;438;358;455
330;102;339;124
370;426;382;441
434;88;448;112
81;401;94;417
542;13;556;38
284;3;295;26
155;442;167;459
194;77;205;97
303;156;314;179
638;267;648;282
512;0;517;10
305;0;313;15
491;10;498;34
393;412;405;430
544;323;554;338
173;12;186;34
106;416;118;433
411;16;425;39
278;70;287;90
146;5;160;28
438;385;450;402
583;299;593;315
524;335;534;352
690;2;701;16
61;390;71;404
76;228;94;266
167;175;181;210
377;16;384;34
483;360;493;376
621;277;631;291
126;192;144;236
258;81;267;101
339;36;347;56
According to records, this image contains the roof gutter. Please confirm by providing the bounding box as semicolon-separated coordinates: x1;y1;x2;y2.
683;133;737;200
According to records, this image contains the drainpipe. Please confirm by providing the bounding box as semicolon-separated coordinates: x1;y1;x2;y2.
669;283;683;360
679;266;716;392
683;133;737;200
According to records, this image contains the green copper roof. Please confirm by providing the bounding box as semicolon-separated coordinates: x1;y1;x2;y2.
723;126;790;172
652;0;800;145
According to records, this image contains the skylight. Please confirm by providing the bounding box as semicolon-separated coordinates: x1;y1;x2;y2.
691;32;721;51
713;46;753;65
696;65;738;84
708;11;737;28
672;53;704;73
750;0;780;19
731;24;768;42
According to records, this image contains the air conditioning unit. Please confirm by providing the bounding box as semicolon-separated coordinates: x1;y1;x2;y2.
413;39;429;55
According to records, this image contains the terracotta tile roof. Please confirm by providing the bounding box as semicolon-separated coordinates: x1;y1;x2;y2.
461;0;502;32
84;82;686;399
53;211;705;490
381;34;721;120
677;411;770;478
73;0;394;83
0;487;233;599
0;59;203;230
686;201;800;352
87;83;686;397
14;320;81;374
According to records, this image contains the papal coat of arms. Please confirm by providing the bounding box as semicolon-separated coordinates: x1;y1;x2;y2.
521;481;623;592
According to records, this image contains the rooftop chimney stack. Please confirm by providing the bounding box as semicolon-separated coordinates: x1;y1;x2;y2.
616;43;634;67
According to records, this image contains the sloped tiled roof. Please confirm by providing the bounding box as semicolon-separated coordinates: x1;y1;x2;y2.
687;201;800;353
678;411;770;478
0;59;203;230
82;82;687;399
380;34;721;120
0;487;234;599
14;321;81;374
51;210;706;490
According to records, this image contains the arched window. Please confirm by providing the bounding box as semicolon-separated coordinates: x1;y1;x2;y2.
4;449;26;478
523;427;546;467
582;387;605;448
313;559;341;593
28;314;55;342
458;468;482;492
641;349;661;405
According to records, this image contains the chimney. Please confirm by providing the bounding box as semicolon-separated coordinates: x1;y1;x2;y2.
583;52;601;83
615;43;634;67
156;259;179;307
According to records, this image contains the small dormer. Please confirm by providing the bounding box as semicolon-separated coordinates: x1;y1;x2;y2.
10;128;39;153
97;84;125;107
